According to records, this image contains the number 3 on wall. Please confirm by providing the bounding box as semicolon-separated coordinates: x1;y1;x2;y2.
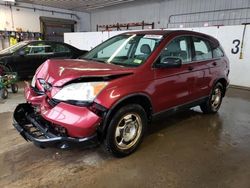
231;39;241;54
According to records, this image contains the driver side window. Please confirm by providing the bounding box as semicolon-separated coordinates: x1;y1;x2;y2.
157;36;191;65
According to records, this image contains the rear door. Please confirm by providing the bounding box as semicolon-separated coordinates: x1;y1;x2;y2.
190;36;215;98
153;36;198;112
48;42;74;59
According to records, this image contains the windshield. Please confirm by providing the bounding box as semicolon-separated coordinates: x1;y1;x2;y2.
81;34;163;67
0;41;28;54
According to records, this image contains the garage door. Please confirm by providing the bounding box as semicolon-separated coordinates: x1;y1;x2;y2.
40;17;75;42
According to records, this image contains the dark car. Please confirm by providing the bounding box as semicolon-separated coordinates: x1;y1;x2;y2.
0;41;87;78
13;30;229;157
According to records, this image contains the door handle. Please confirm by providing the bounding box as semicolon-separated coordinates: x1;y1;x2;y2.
188;66;194;71
212;62;217;66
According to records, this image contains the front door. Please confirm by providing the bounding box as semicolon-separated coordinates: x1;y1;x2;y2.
153;36;198;112
13;42;55;77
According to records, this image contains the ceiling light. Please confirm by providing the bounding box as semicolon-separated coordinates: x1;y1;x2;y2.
2;0;15;2
86;0;135;10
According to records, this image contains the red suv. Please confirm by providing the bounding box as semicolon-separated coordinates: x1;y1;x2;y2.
13;30;229;157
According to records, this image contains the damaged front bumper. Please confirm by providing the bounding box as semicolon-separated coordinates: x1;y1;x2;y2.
13;103;99;149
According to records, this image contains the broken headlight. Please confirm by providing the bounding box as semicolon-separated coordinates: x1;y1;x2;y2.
53;82;108;102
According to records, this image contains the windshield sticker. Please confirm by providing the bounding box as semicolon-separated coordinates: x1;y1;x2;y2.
134;59;142;64
143;35;163;39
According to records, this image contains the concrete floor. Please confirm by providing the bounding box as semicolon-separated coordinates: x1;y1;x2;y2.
0;84;250;188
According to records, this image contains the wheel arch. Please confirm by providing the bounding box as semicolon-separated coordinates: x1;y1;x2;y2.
0;60;13;72
100;93;153;138
214;77;228;97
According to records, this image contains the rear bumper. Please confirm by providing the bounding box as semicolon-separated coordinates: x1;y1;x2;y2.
13;103;99;149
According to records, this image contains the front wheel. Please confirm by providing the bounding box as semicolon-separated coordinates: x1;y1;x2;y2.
200;82;224;114
104;104;147;157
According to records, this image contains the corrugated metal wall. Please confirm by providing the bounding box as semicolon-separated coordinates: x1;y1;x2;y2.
91;0;250;31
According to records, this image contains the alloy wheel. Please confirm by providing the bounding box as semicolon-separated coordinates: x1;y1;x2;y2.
114;113;142;150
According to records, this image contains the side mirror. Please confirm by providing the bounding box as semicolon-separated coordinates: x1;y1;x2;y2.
18;50;25;56
154;57;182;68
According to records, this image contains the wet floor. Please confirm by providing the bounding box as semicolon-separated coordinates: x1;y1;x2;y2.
0;84;250;188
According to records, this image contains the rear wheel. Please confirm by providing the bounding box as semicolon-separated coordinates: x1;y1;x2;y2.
104;104;147;157
200;82;224;114
0;88;8;99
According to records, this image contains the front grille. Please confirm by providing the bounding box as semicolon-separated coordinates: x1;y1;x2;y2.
26;113;67;137
25;114;55;139
23;123;47;139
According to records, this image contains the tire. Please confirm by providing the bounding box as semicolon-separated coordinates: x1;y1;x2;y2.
104;104;147;157
200;82;224;114
0;88;8;99
11;84;18;93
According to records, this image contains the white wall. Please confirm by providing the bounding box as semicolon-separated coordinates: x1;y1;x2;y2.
64;31;125;51
64;25;250;88
0;2;90;32
91;0;250;31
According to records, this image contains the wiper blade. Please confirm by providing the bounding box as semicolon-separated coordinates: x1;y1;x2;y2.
94;59;107;63
80;57;90;60
88;58;107;63
112;62;138;67
79;57;105;63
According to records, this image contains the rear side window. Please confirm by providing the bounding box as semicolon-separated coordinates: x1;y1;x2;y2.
213;47;224;58
192;37;212;61
52;43;71;53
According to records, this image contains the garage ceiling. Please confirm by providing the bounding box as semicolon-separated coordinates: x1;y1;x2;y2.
17;0;142;11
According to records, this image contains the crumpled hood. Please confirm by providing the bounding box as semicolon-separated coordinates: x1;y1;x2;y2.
36;59;135;86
